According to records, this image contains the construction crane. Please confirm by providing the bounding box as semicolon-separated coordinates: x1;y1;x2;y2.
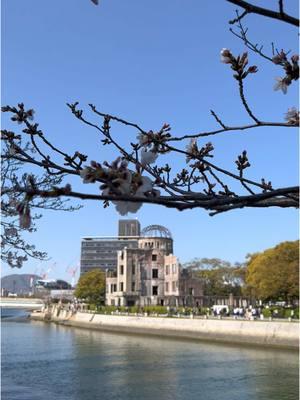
66;264;79;288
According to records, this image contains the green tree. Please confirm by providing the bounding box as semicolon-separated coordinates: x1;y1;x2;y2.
245;241;299;301
183;258;246;296
75;269;106;305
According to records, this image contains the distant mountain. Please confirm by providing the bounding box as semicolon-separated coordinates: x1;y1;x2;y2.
1;274;41;295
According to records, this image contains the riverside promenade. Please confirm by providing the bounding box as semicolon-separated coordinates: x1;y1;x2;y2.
31;306;299;349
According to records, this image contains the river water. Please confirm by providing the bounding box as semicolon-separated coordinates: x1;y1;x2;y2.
1;309;299;400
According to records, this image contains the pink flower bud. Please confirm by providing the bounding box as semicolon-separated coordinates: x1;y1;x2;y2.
248;66;258;73
291;54;299;63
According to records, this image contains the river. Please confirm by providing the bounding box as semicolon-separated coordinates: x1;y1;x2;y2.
1;309;299;400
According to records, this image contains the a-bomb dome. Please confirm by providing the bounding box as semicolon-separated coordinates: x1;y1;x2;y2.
141;225;172;239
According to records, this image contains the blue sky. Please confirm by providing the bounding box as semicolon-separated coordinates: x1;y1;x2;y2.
2;0;298;282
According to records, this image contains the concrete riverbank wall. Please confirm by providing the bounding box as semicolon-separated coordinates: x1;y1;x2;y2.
31;309;299;349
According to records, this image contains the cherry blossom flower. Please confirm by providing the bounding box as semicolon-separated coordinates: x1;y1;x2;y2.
140;148;158;165
115;200;142;216
113;176;155;215
273;77;288;94
186;138;197;152
220;48;232;64
186;138;198;162
80;167;98;183
137;132;151;147
102;173;157;215
284;107;299;125
135;176;153;195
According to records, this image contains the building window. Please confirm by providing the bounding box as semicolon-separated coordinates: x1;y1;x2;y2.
166;265;169;275
152;286;158;296
152;254;157;261
172;264;177;274
120;265;124;275
113;284;117;292
132;282;135;291
111;299;115;306
152;269;158;279
132;264;135;275
189;288;194;295
165;282;169;292
110;284;114;293
120;282;124;292
172;281;176;292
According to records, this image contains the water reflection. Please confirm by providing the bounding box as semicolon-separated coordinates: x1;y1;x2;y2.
2;320;299;400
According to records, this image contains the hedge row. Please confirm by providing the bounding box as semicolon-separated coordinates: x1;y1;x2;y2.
88;304;299;319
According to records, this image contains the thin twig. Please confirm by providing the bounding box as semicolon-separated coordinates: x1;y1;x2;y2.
237;78;260;124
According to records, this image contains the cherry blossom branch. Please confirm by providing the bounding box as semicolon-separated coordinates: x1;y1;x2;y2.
11;185;299;212
226;0;299;26
1;4;298;222
237;77;260;123
168;120;295;141
230;12;274;63
2;101;298;219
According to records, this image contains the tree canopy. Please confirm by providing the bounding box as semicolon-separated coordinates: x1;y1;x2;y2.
245;240;299;301
183;258;246;296
74;269;106;304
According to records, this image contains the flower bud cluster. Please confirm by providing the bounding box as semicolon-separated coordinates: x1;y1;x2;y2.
235;150;250;171
220;49;258;80
2;103;35;124
137;123;171;165
261;178;273;192
185;139;214;164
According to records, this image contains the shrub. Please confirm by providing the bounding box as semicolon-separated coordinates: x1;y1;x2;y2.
128;305;140;314
143;306;168;315
262;308;272;318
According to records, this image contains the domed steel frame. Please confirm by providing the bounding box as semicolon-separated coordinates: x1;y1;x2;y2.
141;224;172;239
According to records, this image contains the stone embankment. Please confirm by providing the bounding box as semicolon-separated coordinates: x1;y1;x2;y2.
31;307;299;349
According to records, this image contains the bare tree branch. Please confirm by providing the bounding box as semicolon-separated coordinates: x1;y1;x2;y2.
226;0;299;26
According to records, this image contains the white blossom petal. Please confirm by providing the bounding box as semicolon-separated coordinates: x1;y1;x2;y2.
137;132;149;146
220;48;232;64
140;148;158;165
284;107;299;125
273;77;288;94
114;201;142;216
136;176;153;195
80;167;95;183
